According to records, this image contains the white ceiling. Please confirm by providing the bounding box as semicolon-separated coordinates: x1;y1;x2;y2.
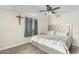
0;5;79;15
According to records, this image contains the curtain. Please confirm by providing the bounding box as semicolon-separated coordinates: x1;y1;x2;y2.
24;17;38;37
24;17;32;37
34;19;38;35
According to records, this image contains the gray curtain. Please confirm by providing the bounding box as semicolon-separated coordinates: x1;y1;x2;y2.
34;19;38;35
24;17;38;37
24;17;32;37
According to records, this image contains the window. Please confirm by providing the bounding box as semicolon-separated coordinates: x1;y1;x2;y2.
24;17;38;37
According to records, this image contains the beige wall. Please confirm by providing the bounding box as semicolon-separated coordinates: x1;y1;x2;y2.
49;11;79;47
0;8;48;50
39;15;48;33
0;9;29;50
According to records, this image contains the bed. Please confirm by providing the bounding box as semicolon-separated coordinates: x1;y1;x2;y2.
31;24;72;54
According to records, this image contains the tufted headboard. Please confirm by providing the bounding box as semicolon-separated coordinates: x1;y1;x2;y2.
48;24;72;36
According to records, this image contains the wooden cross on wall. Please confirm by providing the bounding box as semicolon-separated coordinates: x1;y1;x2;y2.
16;14;24;25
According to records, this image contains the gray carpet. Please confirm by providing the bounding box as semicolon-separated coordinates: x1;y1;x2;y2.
70;46;79;54
0;43;78;54
0;43;46;54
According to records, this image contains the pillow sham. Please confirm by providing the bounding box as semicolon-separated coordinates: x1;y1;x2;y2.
55;31;68;37
47;31;55;35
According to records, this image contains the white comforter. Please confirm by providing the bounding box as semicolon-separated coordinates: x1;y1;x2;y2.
31;34;72;54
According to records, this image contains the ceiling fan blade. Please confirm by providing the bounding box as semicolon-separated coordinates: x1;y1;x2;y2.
39;10;48;12
52;7;60;10
51;11;56;14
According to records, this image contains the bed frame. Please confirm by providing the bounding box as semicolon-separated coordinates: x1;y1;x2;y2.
32;24;73;54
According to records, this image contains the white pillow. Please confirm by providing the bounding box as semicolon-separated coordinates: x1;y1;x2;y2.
55;31;68;37
47;31;55;35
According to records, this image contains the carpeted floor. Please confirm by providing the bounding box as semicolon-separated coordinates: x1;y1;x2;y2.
0;43;79;54
0;43;46;54
70;46;79;54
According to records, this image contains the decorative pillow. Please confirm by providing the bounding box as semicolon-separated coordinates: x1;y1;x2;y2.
47;31;56;35
55;31;68;37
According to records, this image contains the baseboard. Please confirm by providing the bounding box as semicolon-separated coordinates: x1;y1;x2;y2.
0;41;31;51
72;43;79;47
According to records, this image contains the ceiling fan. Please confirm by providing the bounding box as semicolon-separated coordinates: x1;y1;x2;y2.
39;5;60;15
